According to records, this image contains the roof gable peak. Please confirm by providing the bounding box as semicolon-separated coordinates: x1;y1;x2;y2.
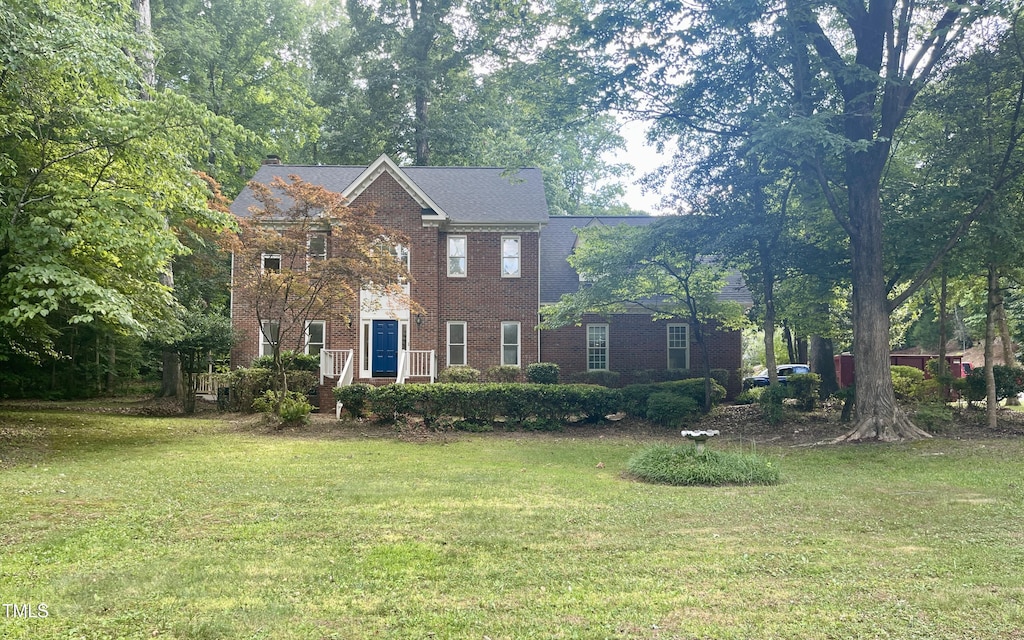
342;154;448;220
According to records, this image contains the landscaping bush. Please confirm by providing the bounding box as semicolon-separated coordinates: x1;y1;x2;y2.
568;370;621;387
734;388;762;405
890;365;925;400
962;365;1024;403
620;378;726;419
355;382;620;429
251;351;320;372
224;368;317;413
912;402;955;434
437;366;481;383
484;365;522;383
759;384;786;426
252;390;312;426
526;362;560;385
333;383;374;418
786;373;820;411
645;392;700;427
627;444;780;486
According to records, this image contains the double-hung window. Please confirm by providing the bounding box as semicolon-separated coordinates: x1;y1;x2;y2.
308;235;327;262
447;236;467;277
305;320;325;357
667;324;689;370
501;236;520;278
447;322;467;367
259;320;280;358
501;321;520;366
587;324;609;371
262;253;281;273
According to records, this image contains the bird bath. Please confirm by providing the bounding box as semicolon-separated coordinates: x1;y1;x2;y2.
680;429;720;452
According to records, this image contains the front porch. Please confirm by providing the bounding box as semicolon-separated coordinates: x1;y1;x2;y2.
319;348;436;416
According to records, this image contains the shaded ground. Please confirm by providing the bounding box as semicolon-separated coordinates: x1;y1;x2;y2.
4;395;1022;446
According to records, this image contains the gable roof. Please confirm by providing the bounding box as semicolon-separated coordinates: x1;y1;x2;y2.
229;154;549;226
539;215;752;306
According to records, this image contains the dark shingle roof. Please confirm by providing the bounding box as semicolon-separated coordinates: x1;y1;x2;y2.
539;215;752;306
229;161;548;225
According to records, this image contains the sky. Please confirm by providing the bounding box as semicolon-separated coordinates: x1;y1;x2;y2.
612;120;673;214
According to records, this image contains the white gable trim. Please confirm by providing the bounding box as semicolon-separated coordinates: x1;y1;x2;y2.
342;154;448;220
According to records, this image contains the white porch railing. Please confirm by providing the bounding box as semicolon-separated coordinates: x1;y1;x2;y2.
196;372;219;399
398;350;435;384
321;349;354;386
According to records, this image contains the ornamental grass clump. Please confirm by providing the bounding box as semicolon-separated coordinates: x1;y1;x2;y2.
627;444;780;486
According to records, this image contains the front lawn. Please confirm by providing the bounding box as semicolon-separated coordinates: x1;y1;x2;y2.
1;408;1022;639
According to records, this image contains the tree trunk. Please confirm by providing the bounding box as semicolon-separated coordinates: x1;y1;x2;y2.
938;268;950;401
796;337;808;364
783;321;795;364
996;281;1018;405
985;265;998;428
837;173;929;442
810;335;838;398
763;283;778;385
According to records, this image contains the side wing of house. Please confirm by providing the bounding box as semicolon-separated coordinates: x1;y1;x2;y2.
538;216;750;395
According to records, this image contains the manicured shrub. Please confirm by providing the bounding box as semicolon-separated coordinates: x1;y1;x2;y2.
786;373;820;411
620;378;726;419
224;368;317;413
333;383;374;418
627;444;780;486
759;384;786;426
437;367;481;383
569;370;621;387
526;362;560;385
962;365;1024;403
645;392;700;427
890;365;925;400
734;388;762;405
484;366;522;383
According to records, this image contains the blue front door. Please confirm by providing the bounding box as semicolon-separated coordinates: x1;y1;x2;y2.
372;320;399;377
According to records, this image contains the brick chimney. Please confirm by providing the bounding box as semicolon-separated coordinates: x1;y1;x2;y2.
263;155;281;165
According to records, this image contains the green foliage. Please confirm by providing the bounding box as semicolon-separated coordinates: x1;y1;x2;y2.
526;362;560;385
912;403;956;434
0;0;238;359
627;444;780;486
785;373;820;411
484;366;522;383
224;368;317;413
252;390;311;426
437;367;481;383
353;383;621;430
759;385;787;426
645;392;700;427
333;383;374;418
890;366;926;400
620;378;726;419
734;388;763;405
251;351;320;373
568;370;622;387
963;366;1024;403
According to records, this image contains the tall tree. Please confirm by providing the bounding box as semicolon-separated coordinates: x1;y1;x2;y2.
576;0;1024;440
0;0;235;362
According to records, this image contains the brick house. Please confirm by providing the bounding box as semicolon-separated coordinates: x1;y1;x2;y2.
229;154;749;406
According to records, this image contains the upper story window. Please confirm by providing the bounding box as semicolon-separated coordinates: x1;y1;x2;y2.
501;236;520;278
308;235;327;262
448;236;467;277
262;253;281;273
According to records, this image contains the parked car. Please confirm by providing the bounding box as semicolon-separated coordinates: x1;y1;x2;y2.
743;364;811;389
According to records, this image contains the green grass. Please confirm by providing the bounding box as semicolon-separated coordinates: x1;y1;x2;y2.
627;444;780;486
2;409;1023;639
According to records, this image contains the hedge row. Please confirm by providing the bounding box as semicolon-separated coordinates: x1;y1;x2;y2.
334;377;727;430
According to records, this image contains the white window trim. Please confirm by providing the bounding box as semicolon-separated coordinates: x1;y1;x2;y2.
667;323;690;370
501;321;521;367
305;320;325;356
447;321;467;367
259;320;279;358
586;323;609;371
447;235;467;278
501;235;521;278
307;235;327;263
261;253;282;273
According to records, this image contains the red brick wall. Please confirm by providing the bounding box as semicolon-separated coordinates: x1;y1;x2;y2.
539;313;743;396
